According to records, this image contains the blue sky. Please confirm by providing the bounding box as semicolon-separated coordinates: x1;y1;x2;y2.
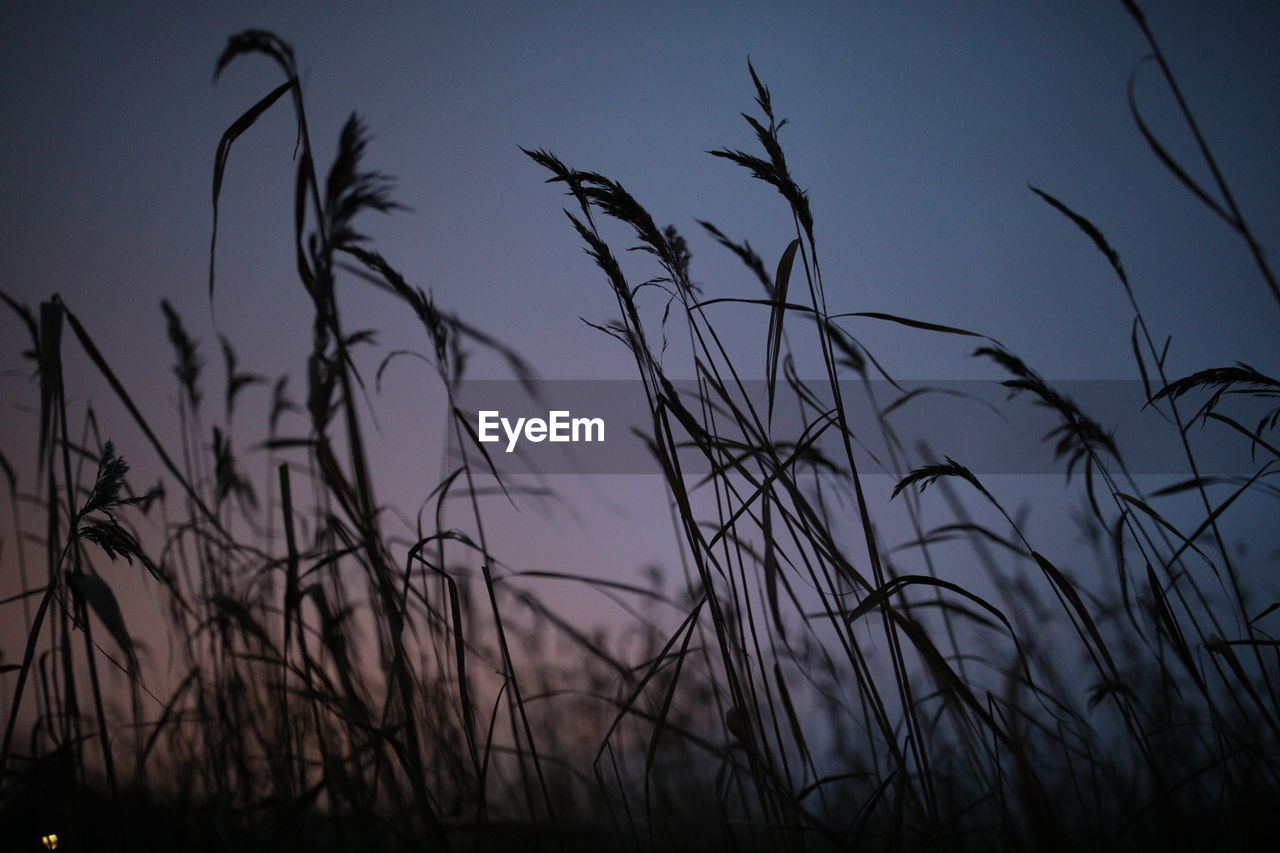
2;1;1278;671
3;2;1276;389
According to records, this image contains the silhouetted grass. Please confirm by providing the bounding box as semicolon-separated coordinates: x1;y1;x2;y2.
2;3;1279;850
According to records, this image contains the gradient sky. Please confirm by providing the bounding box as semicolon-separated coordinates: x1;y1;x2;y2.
2;1;1279;680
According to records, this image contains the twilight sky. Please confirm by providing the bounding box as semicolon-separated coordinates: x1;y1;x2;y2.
3;1;1277;383
2;2;1278;665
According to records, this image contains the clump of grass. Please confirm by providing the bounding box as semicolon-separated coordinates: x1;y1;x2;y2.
2;2;1278;850
522;4;1280;848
